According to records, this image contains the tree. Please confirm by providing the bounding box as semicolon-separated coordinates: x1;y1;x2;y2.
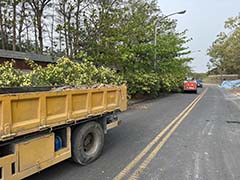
208;16;240;75
0;1;12;50
0;0;192;95
17;0;29;51
28;0;51;53
0;3;5;49
83;0;191;94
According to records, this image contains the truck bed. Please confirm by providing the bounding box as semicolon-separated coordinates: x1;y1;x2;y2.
0;85;127;141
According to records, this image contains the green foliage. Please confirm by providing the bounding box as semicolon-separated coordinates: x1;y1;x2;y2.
208;16;240;75
125;69;188;96
82;0;192;96
0;61;25;87
191;73;207;80
0;0;192;96
0;55;189;96
0;58;123;88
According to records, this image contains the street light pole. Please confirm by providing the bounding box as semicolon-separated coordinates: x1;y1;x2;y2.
154;10;186;64
154;10;186;47
191;50;201;54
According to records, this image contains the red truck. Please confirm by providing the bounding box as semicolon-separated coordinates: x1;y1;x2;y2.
184;78;197;93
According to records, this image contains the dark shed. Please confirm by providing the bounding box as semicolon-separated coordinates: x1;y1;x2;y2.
0;49;56;70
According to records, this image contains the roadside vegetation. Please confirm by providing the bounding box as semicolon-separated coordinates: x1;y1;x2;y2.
190;73;207;81
0;0;192;96
0;58;123;87
208;15;240;76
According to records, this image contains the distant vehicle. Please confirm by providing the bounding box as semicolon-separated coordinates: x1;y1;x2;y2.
184;77;197;93
196;79;203;88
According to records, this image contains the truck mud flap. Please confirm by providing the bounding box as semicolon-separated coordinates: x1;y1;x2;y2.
107;120;122;130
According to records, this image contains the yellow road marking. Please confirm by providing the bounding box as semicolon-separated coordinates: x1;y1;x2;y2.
114;88;208;180
128;88;208;180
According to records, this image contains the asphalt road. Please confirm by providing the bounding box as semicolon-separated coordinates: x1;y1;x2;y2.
27;86;240;180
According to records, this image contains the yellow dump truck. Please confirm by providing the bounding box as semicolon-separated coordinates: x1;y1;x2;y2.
0;85;127;180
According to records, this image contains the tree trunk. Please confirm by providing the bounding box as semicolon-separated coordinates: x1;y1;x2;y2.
74;0;81;55
12;0;17;51
37;11;43;53
26;24;30;50
62;3;69;56
28;0;51;53
67;15;73;58
18;2;26;51
51;4;55;56
59;31;62;52
3;14;8;49
0;7;5;49
33;16;38;52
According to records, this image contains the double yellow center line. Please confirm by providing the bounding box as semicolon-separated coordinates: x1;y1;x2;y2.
114;88;208;180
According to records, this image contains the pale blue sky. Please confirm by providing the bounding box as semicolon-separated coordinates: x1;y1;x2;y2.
158;0;240;72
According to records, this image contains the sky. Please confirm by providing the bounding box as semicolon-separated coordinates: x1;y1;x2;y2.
157;0;240;73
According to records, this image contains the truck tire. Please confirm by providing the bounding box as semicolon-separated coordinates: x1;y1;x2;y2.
72;121;104;165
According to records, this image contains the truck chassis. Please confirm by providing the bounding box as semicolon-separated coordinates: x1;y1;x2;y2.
0;85;127;179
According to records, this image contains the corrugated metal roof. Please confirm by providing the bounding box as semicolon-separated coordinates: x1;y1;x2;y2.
0;49;56;63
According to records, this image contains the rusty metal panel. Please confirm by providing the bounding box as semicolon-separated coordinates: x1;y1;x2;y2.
0;85;127;141
71;93;88;118
0;128;72;180
11;98;40;132
18;134;54;172
0;100;2;136
106;90;118;110
46;95;68;125
119;85;127;111
0;154;17;179
91;91;105;114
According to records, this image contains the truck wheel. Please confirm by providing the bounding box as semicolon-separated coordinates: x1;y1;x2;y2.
72;121;104;165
